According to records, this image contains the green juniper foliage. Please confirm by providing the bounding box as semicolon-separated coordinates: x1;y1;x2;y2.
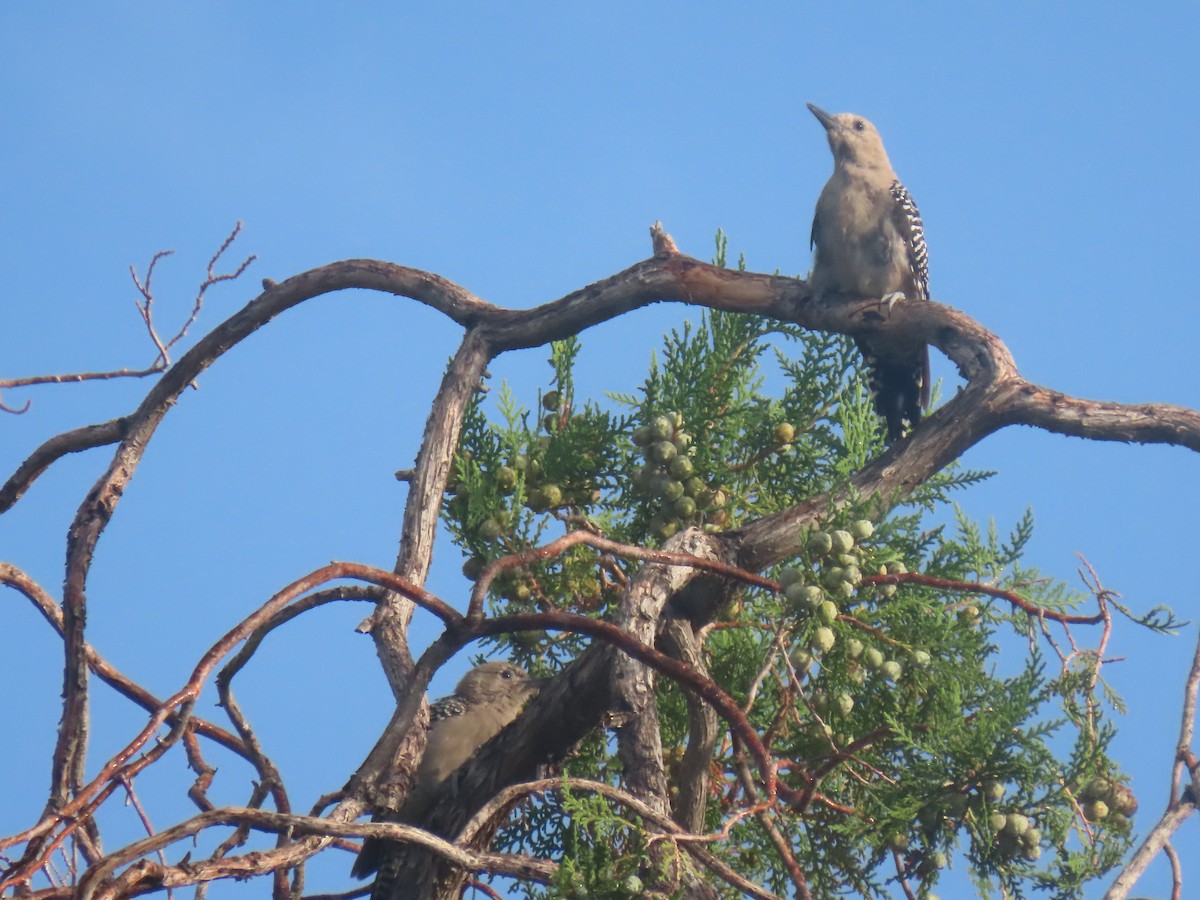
443;234;1172;898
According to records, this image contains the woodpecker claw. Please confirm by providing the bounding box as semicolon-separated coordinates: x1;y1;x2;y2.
880;291;906;316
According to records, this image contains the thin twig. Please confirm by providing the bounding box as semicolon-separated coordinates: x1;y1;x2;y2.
115;776;167;871
0;392;31;413
467;529;781;620
129;249;175;365
1104;625;1200;899
461;778;783;900
165;221;255;356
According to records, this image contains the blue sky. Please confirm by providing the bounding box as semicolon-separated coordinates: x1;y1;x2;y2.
2;3;1197;897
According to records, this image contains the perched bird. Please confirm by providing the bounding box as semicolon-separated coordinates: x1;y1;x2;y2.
352;661;544;897
807;102;931;441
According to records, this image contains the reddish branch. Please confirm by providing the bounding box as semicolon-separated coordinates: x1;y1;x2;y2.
861;571;1106;625
468;529;782;618
0;562;246;756
215;585;382;820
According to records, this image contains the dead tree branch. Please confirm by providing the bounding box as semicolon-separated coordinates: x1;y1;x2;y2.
1;224;254;415
1105;625;1200;899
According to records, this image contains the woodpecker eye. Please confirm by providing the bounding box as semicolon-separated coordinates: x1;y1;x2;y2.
853;120;866;132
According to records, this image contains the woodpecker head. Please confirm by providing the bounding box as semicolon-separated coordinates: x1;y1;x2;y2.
453;661;542;707
807;103;892;171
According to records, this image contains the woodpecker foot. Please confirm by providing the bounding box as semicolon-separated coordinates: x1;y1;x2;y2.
879;291;907;317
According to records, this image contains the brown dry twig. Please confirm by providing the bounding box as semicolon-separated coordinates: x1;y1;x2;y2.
0;393;31;414
129;248;177;365
114;776;167;872
168;221;256;357
128;222;256;368
1105;624;1200;899
0;224;254;415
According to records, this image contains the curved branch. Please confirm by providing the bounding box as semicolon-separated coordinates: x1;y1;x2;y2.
1105;625;1200;899
1001;379;1200;450
861;571;1106;624
0;417;130;514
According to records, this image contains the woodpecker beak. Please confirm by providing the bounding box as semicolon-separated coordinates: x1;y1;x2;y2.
807;102;836;131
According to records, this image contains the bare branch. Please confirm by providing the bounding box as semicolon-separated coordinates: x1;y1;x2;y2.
364;330;492;683
129;249;176;366
114;777;167;872
1178;626;1200;767
0;417;130;516
0;369;162;391
1104;801;1196;900
164;221;256;357
2;225;254;417
0;392;31;414
1105;625;1200;899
